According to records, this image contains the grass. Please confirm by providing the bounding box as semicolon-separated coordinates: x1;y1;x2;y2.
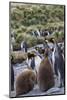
11;3;64;49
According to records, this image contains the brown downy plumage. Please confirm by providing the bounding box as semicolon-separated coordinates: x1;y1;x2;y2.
16;69;36;96
37;51;55;91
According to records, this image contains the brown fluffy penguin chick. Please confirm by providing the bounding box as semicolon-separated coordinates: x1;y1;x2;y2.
37;51;55;92
16;69;36;96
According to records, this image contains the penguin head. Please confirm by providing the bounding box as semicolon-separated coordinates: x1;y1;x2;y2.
27;52;36;59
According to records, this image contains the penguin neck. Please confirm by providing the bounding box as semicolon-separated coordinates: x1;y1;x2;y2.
44;56;48;60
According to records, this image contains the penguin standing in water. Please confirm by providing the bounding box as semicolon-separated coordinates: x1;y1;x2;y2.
37;50;55;91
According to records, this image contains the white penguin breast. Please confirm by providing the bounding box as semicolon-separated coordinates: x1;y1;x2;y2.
52;51;55;63
51;51;55;74
35;56;42;72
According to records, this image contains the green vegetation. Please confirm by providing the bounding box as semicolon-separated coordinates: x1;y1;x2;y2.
11;3;64;48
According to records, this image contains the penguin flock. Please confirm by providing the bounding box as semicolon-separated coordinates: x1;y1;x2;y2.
11;38;64;96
